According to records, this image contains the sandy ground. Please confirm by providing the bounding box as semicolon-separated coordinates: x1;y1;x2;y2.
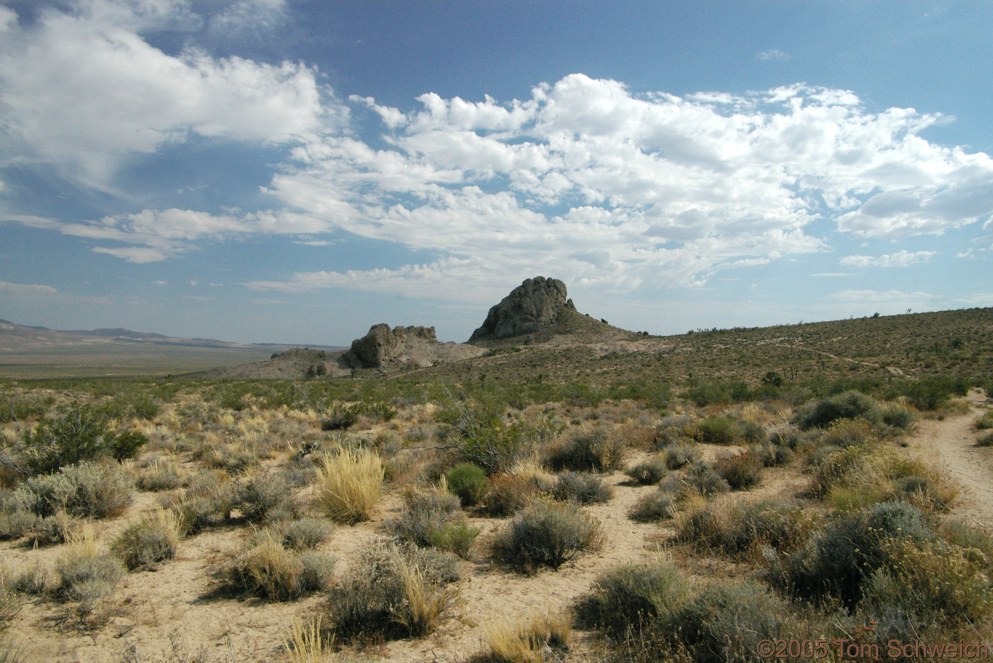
902;389;993;530
4;393;992;662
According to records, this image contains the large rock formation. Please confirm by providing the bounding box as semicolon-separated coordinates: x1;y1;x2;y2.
345;324;485;370
469;276;577;341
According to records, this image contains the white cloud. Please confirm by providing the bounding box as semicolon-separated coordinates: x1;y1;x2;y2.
840;250;936;267
756;49;790;62
0;1;333;188
206;0;288;40
0;281;60;296
827;289;936;305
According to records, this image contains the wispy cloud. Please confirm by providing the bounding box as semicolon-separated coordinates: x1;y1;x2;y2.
0;281;59;296
840;250;936;267
756;49;790;62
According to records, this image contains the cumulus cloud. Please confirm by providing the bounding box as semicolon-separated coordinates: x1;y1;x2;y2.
0;0;333;187
255;74;993;298
840;250;937;267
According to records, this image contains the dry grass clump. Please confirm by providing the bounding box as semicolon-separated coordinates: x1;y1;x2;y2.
491;500;603;573
478;611;572;662
323;541;460;643
221;531;334;602
136;457;184;492
111;509;182;571
53;525;126;611
234;470;298;524
0;566;20;629
714;451;762;490
976;410;993;430
314;447;383;524
386;486;479;559
683;462;730;496
976;431;993;447
662;443;700;470
284;618;334;663
545;425;625;472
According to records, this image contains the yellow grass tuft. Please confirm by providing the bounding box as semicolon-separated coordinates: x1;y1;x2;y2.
284;617;332;663
314;447;384;524
484;610;572;662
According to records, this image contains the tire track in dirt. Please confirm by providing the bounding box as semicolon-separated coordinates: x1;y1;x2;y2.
903;390;993;531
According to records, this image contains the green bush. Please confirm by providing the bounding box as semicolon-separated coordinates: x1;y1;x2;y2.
325;542;460;642
552;471;613;504
794;391;880;430
492;500;603;573
17;407;147;475
576;559;690;637
445;463;488;507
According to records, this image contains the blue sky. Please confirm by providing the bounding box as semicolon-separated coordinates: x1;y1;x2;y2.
1;1;992;345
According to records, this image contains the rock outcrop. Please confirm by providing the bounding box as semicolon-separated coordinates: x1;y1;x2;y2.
344;324;484;370
469;276;576;341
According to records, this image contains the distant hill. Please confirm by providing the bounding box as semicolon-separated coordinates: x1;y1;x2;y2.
0;319;343;379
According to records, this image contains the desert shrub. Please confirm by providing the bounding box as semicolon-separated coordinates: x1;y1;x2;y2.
679;500;812;557
684;462;729;496
624;458;667;485
314;447;383;524
0;567;20;629
24;511;78;547
492;500;603;573
663;444;700;470
939;519;993;564
163;470;234;535
235;470;296;524
0;493;36;540
445;462;488;507
552;471;613;504
861;538;993;639
387;487;478;559
776;501;933;607
715;451;762;490
748;442;793;467
13;459;133;519
696;416;743;445
482;473;539;517
628;490;677;523
17;407;146;475
222;532;334;601
136;458;183;492
576;558;690;637
282;518;334;551
672;580;786;663
324;542;459;642
899;375;968;411
54;527;126;605
444;400;548;474
815;419;876;451
794;390;880;430
976;411;993;430
111;509;181;571
652;415;697;448
481;611;571;663
320;402;360;431
878;403;914;430
977;431;993;447
767;423;803;450
545;426;624;472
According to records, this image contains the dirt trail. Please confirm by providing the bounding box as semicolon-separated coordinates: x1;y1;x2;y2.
903;389;993;530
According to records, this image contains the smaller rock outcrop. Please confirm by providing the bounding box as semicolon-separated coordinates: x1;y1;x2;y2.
344;324;484;371
469;276;576;342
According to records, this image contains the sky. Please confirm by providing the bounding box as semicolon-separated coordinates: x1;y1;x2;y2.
1;1;992;345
